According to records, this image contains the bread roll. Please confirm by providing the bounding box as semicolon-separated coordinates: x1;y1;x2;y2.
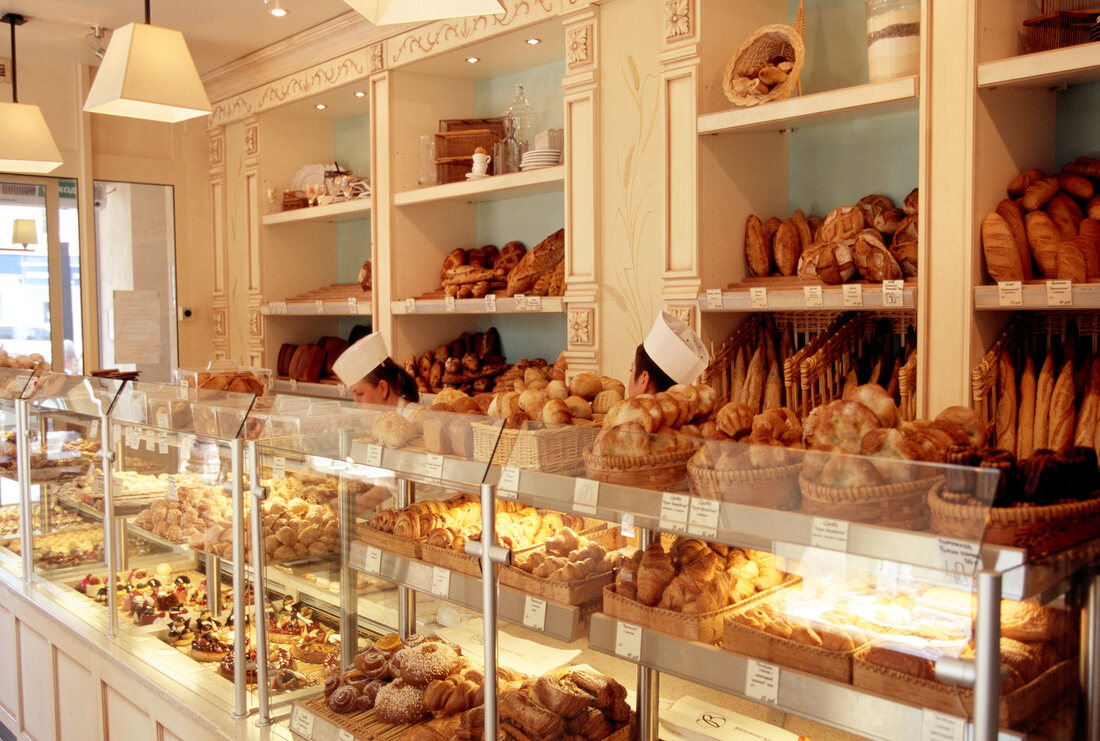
745;215;773;277
563;395;592;420
1056;239;1086;282
1026;211;1062;278
1074;357;1100;448
996;198;1032;279
1057;172;1095;200
1033;353;1055;449
541;398;573;425
773;220;802;276
1048;358;1076;450
852;228;903;281
1022;176;1059;211
569;372;603;400
817;205;866;242
982;212;1025;282
996;349;1017;452
852;384;899;429
1008;168;1045;198
903;188;919;216
1016;356;1036;460
797;241;857;284
591;389;622;415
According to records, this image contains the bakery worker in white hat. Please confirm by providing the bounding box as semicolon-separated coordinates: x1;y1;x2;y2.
627;310;710;397
333;331;420;406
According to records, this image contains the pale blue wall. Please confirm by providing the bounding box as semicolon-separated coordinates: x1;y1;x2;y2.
1057;81;1100;164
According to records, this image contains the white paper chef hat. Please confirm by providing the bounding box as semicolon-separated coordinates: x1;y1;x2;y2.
333;331;388;386
643;310;709;385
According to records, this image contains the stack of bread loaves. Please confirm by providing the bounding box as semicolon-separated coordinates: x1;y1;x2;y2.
438;228;565;299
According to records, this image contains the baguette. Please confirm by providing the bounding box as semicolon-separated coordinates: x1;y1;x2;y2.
1032;353;1055;450
741;346;766;413
996;199;1032;280
1074;357;1100;448
982;212;1024;282
996;349;1017;453
505;229;565;296
730;345;747;407
1048;357;1076;450
763;361;782;410
1016;356;1036;460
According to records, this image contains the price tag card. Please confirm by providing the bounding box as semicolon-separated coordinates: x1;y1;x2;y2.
522;595;547;631
921;709;967;741
842;283;863;307
405;297;417;313
444;295;457;313
883;279;905;307
166;475;179;502
339;730;355;741
527;295;543;311
93;473;105;495
1046;279;1072;306
749;286;768;309
810;517;850;551
89;420;100;439
514;293;527;310
659;492;690;533
745;660;779;705
180;437;193;461
347;297;358;314
937;537;981;586
431;566;450;598
485;294;497;312
127;427;140;450
425;453;445;480
614;621;642;661
314;299;325;313
364;545;382;575
705;288;724;309
156;412;169;428
620;512;635;539
688;497;721;539
289;705;314;739
157;432;169;455
272;456;286;481
573;478;599;515
365;443;383;467
337;382;347;397
998;281;1023;307
803;285;824;308
499;466;521;498
144;429;156;452
289;379;299;391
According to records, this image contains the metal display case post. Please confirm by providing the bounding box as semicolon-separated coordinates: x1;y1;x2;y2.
397;477;416;638
247;441;273;726
635;526;660;741
974;571;1002;741
230;438;247;719
14;398;33;584
101;414;119;637
339;430;357;670
207;553;223;621
1087;570;1100;741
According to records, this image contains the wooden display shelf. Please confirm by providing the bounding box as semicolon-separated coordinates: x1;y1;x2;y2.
698;278;917;312
978;43;1100;90
391;289;563;315
697;76;919;136
261;197;372;226
974;282;1100;310
262;285;372;316
393;165;564;207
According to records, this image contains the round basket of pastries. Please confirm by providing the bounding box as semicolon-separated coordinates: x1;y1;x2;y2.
502;526;624;604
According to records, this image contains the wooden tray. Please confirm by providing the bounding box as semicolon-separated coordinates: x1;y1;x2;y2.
852;649;1077;730
356;523;422;560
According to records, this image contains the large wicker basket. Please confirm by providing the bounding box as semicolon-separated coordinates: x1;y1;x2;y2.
687;458;800;509
723;0;805;107
583;445;696;491
471;419;598;476
799;474;941;531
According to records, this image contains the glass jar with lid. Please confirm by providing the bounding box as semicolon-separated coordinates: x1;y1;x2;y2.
865;0;920;82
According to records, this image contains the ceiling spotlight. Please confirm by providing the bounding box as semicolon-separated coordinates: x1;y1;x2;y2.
315;103;327;110
263;0;288;17
526;38;541;45
86;25;108;59
465;56;479;64
354;91;366;98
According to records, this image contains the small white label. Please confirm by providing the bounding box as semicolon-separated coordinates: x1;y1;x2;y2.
688;497;721;540
614;621;642;661
499;465;521;494
659;492;690;533
157;432;169;455
365;444;383;467
93;473;105;495
180;437;193;461
289;705;314;738
842;283;863;307
347;297;358;313
272;456;286;481
745;660;779;704
514;293;527;310
705;288;724;309
127;427;140;450
156;412;169;428
803;285;824;308
339;731;355;741
289;379;298;391
314;299;325;313
405;297;417;313
620;512;635;539
90;420;99;438
921;708;967;741
425;453;444;480
337;383;347;396
998;281;1023;307
166;475;179;502
883;279;905;307
431;566;450;598
573;478;599;515
527;295;543;311
749;286;768;309
145;429;156;452
485;294;497;312
1046;279;1072;306
364;546;382;575
811;517;849;551
522;595;547;631
445;295;456;313
937;537;981;587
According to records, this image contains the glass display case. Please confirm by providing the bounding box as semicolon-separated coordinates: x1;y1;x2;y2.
0;368;34;576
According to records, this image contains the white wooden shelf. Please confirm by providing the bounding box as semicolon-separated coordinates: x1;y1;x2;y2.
261;300;372;317
697;76;919;136
393;166;564;207
974;282;1100;310
390;295;564;315
261;197;372;226
697;282;916;312
978;43;1100;90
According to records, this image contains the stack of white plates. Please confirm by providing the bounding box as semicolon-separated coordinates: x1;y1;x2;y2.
520;149;561;170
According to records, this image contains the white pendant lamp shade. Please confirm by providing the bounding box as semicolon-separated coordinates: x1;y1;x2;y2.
342;0;505;25
83;22;211;123
0;102;63;174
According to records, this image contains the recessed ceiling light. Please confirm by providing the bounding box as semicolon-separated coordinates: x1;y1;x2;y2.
315;103;327;110
354;91;366;98
262;0;288;16
465;56;479;64
270;8;288;17
526;38;541;45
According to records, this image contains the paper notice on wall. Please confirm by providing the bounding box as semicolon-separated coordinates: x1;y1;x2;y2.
113;290;162;364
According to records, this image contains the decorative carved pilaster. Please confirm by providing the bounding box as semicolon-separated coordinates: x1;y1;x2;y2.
209;125;229;361
666;305;694;328
244;121;259;157
566;25;592;68
209;130;224;167
663;0;694;43
568;309;593;346
369;42;384;72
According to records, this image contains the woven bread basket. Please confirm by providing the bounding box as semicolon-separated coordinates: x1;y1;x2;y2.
800;474;941;531
583;445;695;491
723;0;806;107
687;459;801;509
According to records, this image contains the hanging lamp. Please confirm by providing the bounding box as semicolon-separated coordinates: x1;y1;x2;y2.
8;219;37;251
83;0;211;123
341;0;505;25
0;14;63;174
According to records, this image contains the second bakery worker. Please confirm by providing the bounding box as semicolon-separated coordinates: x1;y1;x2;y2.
333;331;420;406
627;310;710;397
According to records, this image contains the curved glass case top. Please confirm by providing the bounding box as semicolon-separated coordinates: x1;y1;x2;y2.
112;380;257;440
27;372;125;417
0;368;33;403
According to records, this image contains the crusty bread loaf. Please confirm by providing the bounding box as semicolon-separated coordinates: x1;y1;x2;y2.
440;248;466;285
772;220;801;276
996;199;1032;279
853;229;903;281
730;345;747;407
1048;358;1076;450
1017;356;1037;460
740;346;766;413
1056;240;1086;282
1008;168;1045;198
745;215;773;277
1026;211;1062;278
506;229;564;296
790;209;814;251
817;205;866;243
797;241;856;284
996;348;1017;453
1074;357;1099;448
982;212;1025;282
1057;172;1095;200
1022;176;1059;211
1046;194;1081;241
1033;353;1055;450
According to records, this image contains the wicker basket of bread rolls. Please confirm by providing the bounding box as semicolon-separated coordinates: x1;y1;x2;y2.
472;419;598;475
688;457;801;509
799;474;939;530
583;445;696;491
723;0;805;107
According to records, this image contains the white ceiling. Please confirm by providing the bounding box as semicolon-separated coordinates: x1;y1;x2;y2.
0;0;358;75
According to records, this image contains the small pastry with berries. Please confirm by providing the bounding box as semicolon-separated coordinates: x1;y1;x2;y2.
191;631;230;662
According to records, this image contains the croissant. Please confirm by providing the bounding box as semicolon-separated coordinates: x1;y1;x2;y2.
545;527;580;556
393;511;420;539
615;550;642;601
669;537;708;566
683;570;731;613
369;508;399;533
499;689;565;739
656;574;701;611
571;541;605;564
636;542;676;607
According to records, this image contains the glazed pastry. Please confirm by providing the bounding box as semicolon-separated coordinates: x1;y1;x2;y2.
327;684;361;714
